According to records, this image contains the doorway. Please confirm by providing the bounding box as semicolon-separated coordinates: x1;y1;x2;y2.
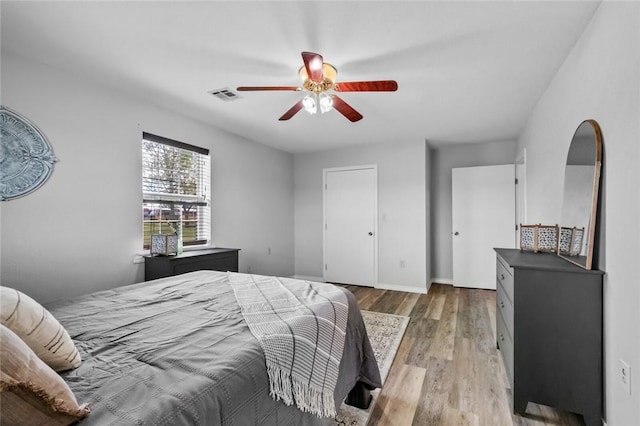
323;165;377;287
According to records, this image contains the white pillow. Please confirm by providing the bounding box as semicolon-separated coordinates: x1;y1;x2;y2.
0;324;90;425
0;286;81;372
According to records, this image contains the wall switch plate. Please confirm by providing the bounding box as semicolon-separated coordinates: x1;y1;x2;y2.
620;359;631;395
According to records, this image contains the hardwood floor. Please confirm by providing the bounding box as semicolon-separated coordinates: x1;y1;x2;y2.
341;283;586;426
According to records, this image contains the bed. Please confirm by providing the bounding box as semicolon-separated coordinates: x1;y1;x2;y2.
37;270;382;425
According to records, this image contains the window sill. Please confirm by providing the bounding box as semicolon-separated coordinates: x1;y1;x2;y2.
138;244;215;257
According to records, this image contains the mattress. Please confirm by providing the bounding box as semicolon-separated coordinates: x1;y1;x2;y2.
46;271;381;425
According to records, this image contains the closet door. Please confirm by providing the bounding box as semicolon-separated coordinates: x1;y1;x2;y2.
323;166;377;287
452;164;515;289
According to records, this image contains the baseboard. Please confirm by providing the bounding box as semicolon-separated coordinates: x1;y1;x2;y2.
429;278;454;286
290;275;325;282
292;276;430;295
375;282;428;294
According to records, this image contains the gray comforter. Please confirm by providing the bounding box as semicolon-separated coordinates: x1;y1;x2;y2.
46;271;381;425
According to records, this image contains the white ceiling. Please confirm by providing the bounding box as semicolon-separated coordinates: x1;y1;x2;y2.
1;1;600;153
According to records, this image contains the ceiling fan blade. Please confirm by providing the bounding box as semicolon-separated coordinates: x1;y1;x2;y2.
332;96;363;122
236;86;300;92
279;100;304;121
301;51;324;82
333;80;398;92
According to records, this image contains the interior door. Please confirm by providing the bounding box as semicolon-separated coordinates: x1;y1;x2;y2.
452;164;515;289
324;166;377;287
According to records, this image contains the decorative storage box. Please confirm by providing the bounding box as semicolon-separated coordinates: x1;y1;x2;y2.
558;226;585;256
150;234;180;255
520;224;559;253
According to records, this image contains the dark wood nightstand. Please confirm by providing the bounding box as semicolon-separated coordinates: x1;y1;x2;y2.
144;248;240;281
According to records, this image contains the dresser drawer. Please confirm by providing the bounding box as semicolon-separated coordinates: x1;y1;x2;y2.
497;310;514;387
173;252;238;275
496;280;514;338
496;255;514;304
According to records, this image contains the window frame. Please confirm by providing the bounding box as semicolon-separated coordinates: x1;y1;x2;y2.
141;132;211;250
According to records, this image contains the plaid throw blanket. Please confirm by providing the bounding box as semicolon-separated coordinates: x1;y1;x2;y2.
227;273;348;418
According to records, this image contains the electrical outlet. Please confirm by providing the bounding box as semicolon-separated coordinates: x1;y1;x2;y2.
247;266;252;274
620;359;631;395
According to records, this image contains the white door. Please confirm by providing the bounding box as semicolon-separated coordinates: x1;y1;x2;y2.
452;165;515;290
324;166;377;287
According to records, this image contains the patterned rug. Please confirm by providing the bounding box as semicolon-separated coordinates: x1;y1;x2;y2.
334;310;410;426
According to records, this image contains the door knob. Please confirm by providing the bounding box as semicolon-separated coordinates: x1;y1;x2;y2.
368;232;373;236
453;231;459;236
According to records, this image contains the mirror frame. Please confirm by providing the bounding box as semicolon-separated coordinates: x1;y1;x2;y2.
558;119;603;270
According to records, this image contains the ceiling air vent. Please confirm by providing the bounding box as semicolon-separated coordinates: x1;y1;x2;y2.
209;87;241;102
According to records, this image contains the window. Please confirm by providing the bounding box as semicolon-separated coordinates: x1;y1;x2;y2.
142;132;210;249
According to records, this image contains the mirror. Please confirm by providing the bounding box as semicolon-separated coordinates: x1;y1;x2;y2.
558;120;603;270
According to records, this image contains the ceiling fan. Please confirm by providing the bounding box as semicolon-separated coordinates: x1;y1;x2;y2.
237;51;398;122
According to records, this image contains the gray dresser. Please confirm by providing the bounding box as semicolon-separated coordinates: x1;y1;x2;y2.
494;248;603;426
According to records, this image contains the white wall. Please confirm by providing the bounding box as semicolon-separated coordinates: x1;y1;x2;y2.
517;2;640;424
1;52;294;303
429;140;517;281
294;140;427;293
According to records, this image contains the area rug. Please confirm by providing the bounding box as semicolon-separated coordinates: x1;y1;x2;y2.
334;310;410;426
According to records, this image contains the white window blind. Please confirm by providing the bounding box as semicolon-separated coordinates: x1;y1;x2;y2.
142;132;211;249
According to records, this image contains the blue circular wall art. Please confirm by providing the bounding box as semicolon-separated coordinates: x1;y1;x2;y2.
1;106;58;201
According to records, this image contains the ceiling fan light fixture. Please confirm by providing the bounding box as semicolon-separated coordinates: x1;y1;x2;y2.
319;93;333;114
302;95;317;114
299;63;337;93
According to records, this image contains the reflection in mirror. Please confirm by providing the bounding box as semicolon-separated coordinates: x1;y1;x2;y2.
558;120;602;270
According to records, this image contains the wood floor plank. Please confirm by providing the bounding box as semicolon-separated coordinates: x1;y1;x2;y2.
377;364;426;426
357;288;387;311
427;289;459;361
449;337;476;414
411;392;447;426
441;407;479;426
424;294;446;320
409;293;433;320
369;341;420;425
412;356;454;426
458;290;496;355
396;292;421;317
485;290;498;342
368;289;410;314
389;334;415;372
476;352;514;425
404;319;438;367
